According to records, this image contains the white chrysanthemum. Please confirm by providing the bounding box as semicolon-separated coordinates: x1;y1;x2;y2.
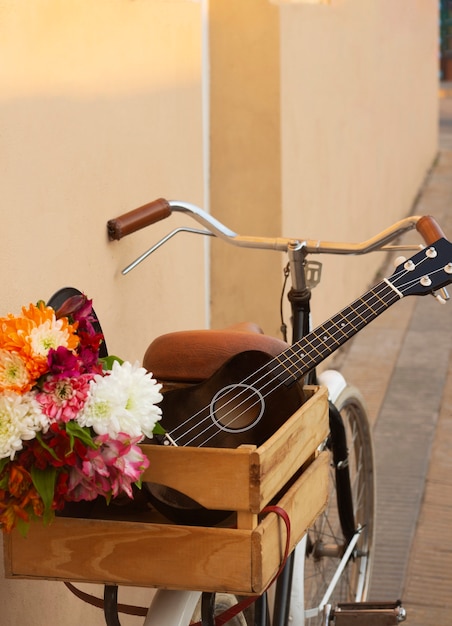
28;317;72;357
0;391;49;460
77;361;162;439
0;349;31;391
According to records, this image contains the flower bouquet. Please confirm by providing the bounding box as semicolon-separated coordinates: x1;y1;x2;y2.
0;294;162;534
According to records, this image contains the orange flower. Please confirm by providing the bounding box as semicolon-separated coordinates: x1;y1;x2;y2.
0;302;79;383
0;464;44;533
8;465;32;499
0;501;30;533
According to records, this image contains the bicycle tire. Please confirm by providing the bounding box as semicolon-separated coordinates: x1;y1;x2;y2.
303;384;375;624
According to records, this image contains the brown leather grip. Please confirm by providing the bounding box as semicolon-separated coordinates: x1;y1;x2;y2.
107;198;171;240
416;215;446;245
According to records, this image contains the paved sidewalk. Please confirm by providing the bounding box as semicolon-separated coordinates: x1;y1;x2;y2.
332;89;452;624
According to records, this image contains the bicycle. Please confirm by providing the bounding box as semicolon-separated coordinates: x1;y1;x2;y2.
101;200;451;626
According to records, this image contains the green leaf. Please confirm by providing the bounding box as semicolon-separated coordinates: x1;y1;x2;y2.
35;432;60;461
30;466;57;524
152;423;166;435
65;422;98;450
16;516;31;538
99;355;124;371
0;457;10;490
0;457;10;476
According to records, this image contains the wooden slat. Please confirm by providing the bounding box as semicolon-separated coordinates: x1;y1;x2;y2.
252;451;329;591
4;452;329;594
6;518;252;592
140;385;327;513
141;444;254;511
252;386;329;511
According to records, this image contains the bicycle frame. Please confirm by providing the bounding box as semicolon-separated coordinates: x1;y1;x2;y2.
253;243;359;626
143;240;366;626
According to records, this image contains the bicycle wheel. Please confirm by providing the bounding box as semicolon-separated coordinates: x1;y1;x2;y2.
303;384;375;624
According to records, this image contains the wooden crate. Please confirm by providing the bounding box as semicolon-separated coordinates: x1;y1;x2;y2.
3;386;329;595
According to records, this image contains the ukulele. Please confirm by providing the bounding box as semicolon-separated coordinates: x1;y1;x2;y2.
146;234;452;524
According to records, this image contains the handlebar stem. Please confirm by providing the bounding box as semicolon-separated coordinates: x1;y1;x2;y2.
288;241;308;292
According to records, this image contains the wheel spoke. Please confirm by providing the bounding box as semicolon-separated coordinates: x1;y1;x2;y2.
303;386;375;625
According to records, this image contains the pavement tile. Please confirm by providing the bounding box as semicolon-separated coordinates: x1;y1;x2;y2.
335;89;452;621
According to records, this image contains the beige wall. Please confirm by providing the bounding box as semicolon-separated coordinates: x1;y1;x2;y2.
210;0;439;336
209;0;283;335
280;0;439;325
0;0;207;362
1;1;205;623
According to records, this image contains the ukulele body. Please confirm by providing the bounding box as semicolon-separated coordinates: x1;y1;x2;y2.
145;350;306;525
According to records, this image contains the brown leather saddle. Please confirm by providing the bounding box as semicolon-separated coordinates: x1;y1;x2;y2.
143;322;289;387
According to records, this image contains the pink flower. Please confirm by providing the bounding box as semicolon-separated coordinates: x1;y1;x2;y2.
36;374;92;423
81;449;109;479
97;433;149;498
65;433;149;502
66;465;110;502
99;433;149;497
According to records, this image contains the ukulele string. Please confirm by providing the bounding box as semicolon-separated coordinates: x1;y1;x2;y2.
170;262;423;446
394;265;445;291
177;280;408;447
187;283;403;448
171;279;402;447
175;280;403;447
166;248;443;447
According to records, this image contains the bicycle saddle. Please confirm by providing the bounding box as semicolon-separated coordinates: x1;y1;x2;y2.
143;322;289;384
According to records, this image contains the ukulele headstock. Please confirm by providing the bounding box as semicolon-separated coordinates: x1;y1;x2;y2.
388;238;452;298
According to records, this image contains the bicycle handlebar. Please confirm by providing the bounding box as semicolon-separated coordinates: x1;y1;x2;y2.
416;214;446;245
107;198;172;240
107;198;447;256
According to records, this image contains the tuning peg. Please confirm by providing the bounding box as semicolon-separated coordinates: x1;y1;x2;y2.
432;287;450;304
393;256;406;268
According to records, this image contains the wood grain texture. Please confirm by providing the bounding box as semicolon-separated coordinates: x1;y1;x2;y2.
3;386;329;595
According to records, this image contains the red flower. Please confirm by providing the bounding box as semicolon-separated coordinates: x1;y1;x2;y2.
53;472;70;510
47;347;81;379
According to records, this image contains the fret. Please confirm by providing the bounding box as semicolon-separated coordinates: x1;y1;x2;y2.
271;281;400;385
270;352;300;385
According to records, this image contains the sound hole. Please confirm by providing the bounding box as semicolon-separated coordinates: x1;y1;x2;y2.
210;383;264;433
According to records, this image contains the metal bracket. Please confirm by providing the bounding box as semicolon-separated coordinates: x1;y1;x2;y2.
305;260;323;289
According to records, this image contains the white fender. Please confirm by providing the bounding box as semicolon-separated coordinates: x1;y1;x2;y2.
144;589;201;626
289;369;348;625
317;369;347;404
